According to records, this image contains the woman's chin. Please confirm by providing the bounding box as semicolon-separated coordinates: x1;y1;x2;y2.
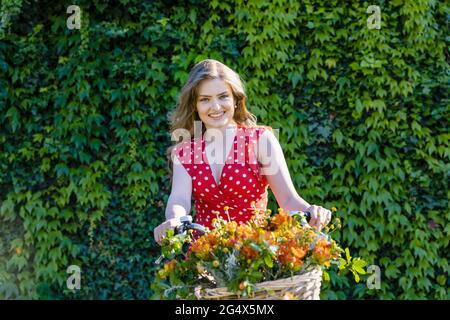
204;117;234;129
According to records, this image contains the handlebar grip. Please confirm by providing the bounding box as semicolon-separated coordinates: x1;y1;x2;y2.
174;222;208;235
304;211;311;222
289;210;311;223
174;212;311;236
174;224;184;235
187;223;208;234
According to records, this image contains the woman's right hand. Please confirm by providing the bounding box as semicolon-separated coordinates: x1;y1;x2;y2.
154;217;183;245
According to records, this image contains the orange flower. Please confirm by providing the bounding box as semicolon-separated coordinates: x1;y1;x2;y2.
277;240;305;271
223;237;236;247
236;224;258;242
291;246;307;259
240;245;259;260
270;210;290;229
205;233;218;246
312;238;335;267
191;241;211;259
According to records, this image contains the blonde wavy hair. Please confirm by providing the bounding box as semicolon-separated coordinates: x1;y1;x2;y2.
166;59;258;174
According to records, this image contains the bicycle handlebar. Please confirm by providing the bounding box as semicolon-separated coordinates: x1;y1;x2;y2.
174;210;312;236
174;222;208;235
156;210;313;265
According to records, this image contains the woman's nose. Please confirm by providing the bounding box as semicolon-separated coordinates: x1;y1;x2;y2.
210;98;222;109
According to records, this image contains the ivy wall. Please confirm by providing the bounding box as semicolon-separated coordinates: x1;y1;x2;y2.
0;0;448;299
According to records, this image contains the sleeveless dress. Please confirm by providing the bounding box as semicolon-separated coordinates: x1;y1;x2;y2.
172;124;272;230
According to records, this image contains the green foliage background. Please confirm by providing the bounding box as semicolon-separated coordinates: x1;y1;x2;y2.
0;0;448;299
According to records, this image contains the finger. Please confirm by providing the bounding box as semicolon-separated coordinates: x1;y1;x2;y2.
158;235;165;245
322;209;332;229
156;226;165;245
169;218;181;228
325;210;332;226
159;233;165;244
318;207;330;231
308;205;319;229
317;208;324;229
312;206;322;230
155;222;168;244
315;208;323;231
307;206;315;228
319;209;329;231
322;208;331;227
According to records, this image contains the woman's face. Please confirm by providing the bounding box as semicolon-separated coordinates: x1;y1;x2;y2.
196;78;237;130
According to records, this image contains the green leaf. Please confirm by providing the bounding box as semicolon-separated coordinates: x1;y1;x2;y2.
333;129;344;146
345;248;351;263
353;261;367;275
322;270;330;282
6;107;20;132
352;270;360;283
264;255;273;268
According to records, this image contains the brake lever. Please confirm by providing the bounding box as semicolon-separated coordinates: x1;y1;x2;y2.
174;215;209;235
174;215;193;234
289;210;311;223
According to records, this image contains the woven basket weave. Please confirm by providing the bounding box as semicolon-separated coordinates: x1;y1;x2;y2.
199;267;322;300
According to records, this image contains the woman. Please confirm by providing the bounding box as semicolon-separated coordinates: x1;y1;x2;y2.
154;59;332;244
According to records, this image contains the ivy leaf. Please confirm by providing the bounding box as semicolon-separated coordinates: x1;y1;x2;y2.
6;107;20;132
333;129;344;145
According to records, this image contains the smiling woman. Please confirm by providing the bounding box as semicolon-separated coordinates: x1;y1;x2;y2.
168;59;257;136
154;59;332;244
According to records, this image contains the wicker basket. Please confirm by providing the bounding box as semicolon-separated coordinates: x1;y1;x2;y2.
198;267;323;300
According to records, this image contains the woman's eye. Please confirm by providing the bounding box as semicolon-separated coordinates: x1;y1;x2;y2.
200;98;209;102
220;95;229;99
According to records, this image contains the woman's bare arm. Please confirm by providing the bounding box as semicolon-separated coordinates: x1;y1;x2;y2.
257;129;310;211
154;148;192;244
165;152;192;219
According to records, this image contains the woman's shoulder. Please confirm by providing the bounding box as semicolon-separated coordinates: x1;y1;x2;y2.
171;137;198;158
239;124;273;140
172;135;202;150
256;124;273;132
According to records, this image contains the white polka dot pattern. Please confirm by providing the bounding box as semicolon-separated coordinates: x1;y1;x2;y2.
172;125;271;230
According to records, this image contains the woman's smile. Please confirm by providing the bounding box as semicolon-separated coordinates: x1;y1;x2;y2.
196;78;236;130
208;111;226;119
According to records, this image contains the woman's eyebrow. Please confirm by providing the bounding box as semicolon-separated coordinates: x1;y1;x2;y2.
198;91;228;97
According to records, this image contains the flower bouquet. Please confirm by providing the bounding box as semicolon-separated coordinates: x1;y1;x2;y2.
151;205;366;300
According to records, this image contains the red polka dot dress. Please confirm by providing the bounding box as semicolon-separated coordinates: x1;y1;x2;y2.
172;124;272;230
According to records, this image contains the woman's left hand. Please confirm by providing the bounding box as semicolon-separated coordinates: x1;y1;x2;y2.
307;205;332;232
